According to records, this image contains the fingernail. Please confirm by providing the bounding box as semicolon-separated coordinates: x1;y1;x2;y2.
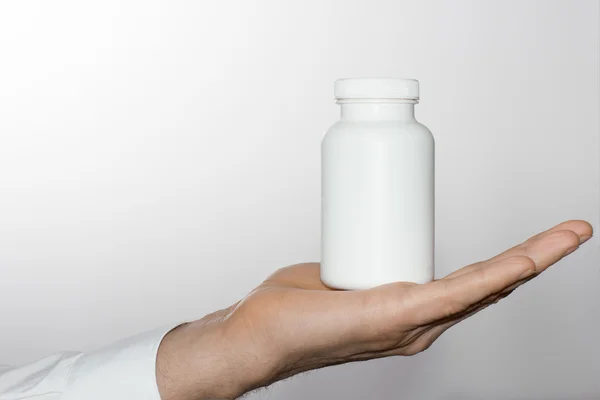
580;235;592;244
563;246;579;256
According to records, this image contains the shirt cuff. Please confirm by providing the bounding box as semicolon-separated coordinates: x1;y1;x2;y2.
62;323;182;400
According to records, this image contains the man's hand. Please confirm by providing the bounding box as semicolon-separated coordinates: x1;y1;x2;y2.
156;220;593;400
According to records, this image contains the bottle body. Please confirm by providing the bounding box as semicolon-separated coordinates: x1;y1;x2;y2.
321;98;434;290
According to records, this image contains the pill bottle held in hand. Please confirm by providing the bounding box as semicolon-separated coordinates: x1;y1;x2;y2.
321;78;435;290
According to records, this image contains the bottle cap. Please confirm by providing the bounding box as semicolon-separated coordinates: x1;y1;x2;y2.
334;78;419;100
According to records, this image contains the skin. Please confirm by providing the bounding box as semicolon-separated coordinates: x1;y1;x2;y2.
156;220;593;400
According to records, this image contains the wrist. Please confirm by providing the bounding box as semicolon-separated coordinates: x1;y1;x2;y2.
156;311;280;399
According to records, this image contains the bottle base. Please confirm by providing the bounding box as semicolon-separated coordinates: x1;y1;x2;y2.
320;271;434;291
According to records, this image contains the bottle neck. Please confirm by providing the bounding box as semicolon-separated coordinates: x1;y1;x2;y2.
338;100;417;121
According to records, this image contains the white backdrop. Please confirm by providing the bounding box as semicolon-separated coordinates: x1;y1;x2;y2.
0;1;598;398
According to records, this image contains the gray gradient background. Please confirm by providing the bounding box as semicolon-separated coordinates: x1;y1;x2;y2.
0;1;599;399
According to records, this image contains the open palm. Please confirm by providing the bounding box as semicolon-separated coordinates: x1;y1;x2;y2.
223;220;592;392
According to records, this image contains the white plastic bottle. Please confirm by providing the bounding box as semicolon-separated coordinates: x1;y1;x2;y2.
321;78;434;290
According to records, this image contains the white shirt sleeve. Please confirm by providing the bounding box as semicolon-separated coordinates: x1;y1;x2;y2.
0;325;179;400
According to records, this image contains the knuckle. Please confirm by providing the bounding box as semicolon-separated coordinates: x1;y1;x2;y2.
552;230;580;247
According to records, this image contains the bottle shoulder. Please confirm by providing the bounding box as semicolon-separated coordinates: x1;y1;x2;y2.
324;120;433;141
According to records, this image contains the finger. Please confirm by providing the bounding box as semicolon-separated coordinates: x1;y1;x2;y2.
365;229;579;356
445;221;589;280
405;255;535;326
350;290;510;359
412;228;580;326
412;281;525;354
409;230;580;327
483;220;591;264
